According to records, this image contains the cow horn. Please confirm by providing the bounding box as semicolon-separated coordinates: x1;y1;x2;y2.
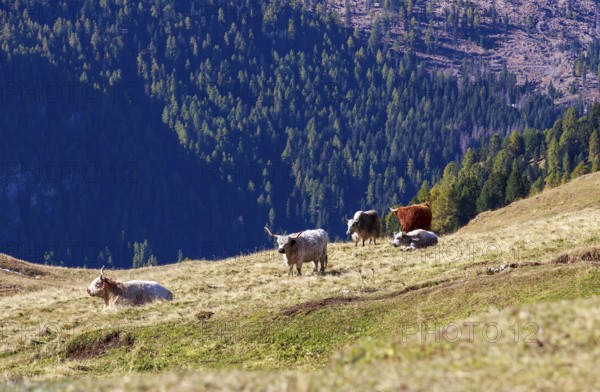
344;215;350;222
100;266;105;282
289;230;305;240
389;207;400;212
264;227;278;238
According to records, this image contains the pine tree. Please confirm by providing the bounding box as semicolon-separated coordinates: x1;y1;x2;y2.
415;180;431;203
383;210;401;236
523;127;542;159
486;134;502;162
561;150;571;183
571;161;589;179
590;130;600;172
456;175;479;225
545;137;562;188
507;130;525;157
132;240;157;268
559;107;577;148
455;148;479;224
477;171;506;212
505;161;529;203
458;148;476;177
431;162;459;233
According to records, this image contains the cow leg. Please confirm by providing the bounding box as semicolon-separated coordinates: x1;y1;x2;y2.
296;261;302;276
354;240;358;247
288;264;294;276
320;255;327;274
374;238;377;245
312;261;318;274
362;239;365;247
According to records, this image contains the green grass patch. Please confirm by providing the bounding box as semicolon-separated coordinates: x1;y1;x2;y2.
4;263;596;380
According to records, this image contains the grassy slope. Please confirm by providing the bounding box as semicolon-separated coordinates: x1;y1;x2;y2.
1;172;600;391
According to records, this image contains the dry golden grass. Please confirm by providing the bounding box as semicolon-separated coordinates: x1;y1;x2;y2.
1;172;600;390
16;294;599;392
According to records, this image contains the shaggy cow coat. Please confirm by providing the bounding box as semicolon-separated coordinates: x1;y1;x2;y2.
265;227;328;276
87;269;173;309
392;229;438;249
390;202;432;232
346;210;381;246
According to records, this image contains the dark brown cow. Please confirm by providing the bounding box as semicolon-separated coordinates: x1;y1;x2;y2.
389;202;432;232
346;210;381;247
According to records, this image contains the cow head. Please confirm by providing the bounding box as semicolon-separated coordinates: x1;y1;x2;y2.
345;214;360;236
87;266;110;297
392;232;411;247
265;227;304;255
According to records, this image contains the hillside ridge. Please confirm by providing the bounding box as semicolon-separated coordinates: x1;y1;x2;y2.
1;172;599;389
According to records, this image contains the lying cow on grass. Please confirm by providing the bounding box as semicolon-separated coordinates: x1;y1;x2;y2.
265;227;328;276
87;267;173;309
392;229;438;250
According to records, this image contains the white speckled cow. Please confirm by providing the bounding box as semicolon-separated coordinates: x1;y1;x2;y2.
392;229;438;250
265;227;328;276
87;267;173;309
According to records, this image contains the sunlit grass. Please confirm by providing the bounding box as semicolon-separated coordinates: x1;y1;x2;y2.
1;172;600;390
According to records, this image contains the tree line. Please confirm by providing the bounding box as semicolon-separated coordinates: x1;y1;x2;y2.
392;105;600;235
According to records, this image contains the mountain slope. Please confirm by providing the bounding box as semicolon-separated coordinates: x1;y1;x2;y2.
0;0;561;266
1;172;599;389
331;0;600;104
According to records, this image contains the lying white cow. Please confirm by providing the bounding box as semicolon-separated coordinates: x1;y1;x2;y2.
87;267;173;309
392;229;438;250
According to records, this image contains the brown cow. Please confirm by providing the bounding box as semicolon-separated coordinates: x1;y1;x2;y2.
389;202;432;232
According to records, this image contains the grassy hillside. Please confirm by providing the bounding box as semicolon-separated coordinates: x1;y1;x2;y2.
2;172;600;390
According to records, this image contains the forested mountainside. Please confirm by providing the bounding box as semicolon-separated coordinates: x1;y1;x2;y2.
408;105;600;235
0;0;561;267
329;0;600;104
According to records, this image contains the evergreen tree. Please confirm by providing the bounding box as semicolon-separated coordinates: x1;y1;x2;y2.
505;160;529;203
590;130;600;172
571;161;589;179
477;171;506;212
415;180;431;203
507;130;525;157
431;162;459;233
456;175;479;225
545;137;562;188
132;240;157;268
455;148;479;225
383;210;401;236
